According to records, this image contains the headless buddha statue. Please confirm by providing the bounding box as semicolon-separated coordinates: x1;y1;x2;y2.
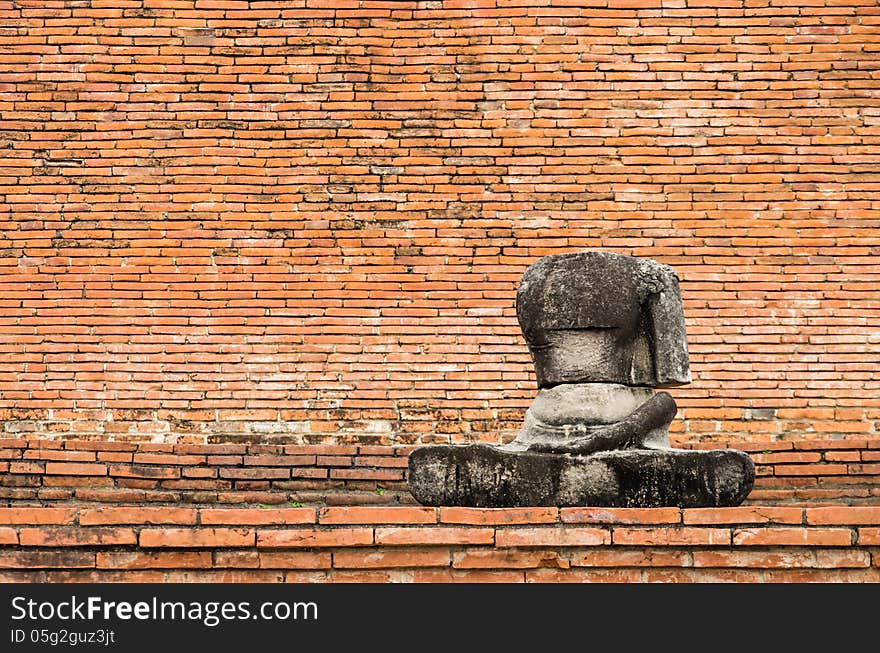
511;251;689;455
407;250;755;508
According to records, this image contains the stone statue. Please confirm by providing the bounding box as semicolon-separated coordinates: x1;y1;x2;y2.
408;251;755;507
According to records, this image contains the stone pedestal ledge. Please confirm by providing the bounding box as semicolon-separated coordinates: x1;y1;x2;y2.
408;445;755;508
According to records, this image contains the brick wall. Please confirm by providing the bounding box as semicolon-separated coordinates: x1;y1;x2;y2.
2;438;879;506
1;505;879;581
2;1;878;445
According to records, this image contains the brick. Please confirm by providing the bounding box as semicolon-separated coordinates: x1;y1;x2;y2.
683;507;804;525
732;527;853;546
243;455;316;467
496;527;609;547
806;507;880;525
0;550;96;569
140;528;256;548
256;529;373;548
453;549;569;570
856;528;880;545
354;456;408;468
319;506;436;524
640;569;761;583
762;569;880;583
693;550;815;569
439;507;558;525
220;468;291;480
316;456;353;467
774;464;849;476
330;469;403;481
96;552;212;570
612;527;731;546
0;528;17;545
258;552;332;570
561;507;681;525
570;549;690;568
45;462;107;476
332;549;451;569
110;464;179;479
214;551;260;569
401;569;525;583
20;527;137;547
752;452;821;464
133;454;205;466
66;441;137;452
24;450;96;462
0;508;78;525
284;571;330;582
200;508;316;525
814;550;873;569
79;507;197;525
825;451;861;462
328;570;393;583
526;569;643;583
375;527;494;545
166;570;286;583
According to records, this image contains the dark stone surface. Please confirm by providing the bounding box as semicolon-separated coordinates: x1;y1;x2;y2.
408;445;755;508
516;251;690;388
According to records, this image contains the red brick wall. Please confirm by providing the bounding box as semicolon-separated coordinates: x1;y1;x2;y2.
1;505;879;582
2;1;878;445
3;437;880;506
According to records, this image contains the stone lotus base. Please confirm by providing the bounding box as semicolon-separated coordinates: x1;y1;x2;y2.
408;445;755;508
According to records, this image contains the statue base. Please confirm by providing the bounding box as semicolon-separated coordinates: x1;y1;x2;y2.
408;445;755;508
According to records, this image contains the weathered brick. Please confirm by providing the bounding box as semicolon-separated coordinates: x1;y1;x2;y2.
561;507;681;525
214;551;260;569
319;506;436;525
375;527;493;545
495;527;609;547
569;549;690;568
256;528;373;548
640;569;760;583
332;549;451;569
0;528;17;545
761;569;880;583
110;464;179;479
693;550;815;569
0;550;96;569
258;551;333;570
856;528;880;545
439;507;558;525
732;527;853;546
133;454;206;466
96;551;212;570
0;508;78;525
774;464;849;476
612;527;731;546
24;450;96;462
140;528;255;548
526;568;643;583
402;569;526;583
166;570;285;583
452;549;569;570
200;508;316;525
683;507;804;525
20;527;137;547
79;507;197;525
45;462;107;476
806;507;880;525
